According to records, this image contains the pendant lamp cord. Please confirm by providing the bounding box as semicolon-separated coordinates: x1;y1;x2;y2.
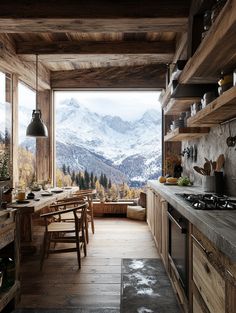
36;54;38;107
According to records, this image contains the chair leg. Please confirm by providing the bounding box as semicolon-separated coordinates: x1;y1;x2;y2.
91;211;95;234
46;232;52;258
75;227;81;269
81;224;87;257
85;210;89;244
40;232;48;270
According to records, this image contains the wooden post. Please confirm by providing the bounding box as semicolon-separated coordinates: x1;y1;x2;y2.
36;89;52;182
12;74;19;187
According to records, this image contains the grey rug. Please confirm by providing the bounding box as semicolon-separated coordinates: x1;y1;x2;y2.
120;258;181;313
12;308;120;313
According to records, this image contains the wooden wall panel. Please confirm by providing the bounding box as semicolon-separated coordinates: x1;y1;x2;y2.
12;74;19;187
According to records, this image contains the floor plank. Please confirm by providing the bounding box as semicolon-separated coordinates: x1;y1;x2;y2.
18;217;159;309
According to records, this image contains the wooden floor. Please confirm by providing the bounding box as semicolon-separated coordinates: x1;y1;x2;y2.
18;217;159;310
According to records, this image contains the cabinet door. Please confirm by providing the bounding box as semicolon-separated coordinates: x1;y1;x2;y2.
192;238;225;313
160;199;168;268
154;192;162;252
147;188;154;235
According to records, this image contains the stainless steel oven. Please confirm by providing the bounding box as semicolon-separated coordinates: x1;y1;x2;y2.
168;204;188;296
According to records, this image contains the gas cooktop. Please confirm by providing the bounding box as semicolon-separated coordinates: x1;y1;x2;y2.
176;193;236;210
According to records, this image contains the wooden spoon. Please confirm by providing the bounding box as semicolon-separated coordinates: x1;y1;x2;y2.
194;166;207;176
211;161;217;171
216;154;225;171
204;161;211;176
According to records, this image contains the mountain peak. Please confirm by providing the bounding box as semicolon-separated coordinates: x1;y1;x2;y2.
102;115;132;133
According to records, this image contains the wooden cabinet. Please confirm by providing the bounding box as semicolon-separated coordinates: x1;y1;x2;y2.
191;226;236;313
147;189;169;272
0;209;20;313
160;199;168;269
192;237;225;313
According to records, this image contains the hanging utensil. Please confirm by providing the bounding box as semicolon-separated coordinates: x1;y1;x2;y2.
203;161;211;176
211;161;217;172
216;154;225;171
226;123;236;147
193;166;207;176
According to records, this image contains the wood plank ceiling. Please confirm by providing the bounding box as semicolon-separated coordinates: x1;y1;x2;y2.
0;0;191;88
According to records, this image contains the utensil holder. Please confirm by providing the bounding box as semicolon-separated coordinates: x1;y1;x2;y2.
214;171;224;195
202;176;215;192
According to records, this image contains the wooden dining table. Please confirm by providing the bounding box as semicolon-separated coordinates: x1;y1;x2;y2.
8;187;79;255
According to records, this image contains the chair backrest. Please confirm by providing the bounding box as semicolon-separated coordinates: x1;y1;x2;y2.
41;202;88;226
56;196;86;206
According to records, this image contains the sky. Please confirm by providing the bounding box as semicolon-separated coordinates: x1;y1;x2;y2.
54;91;161;121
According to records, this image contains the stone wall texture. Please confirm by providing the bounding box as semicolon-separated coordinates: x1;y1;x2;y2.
182;120;236;196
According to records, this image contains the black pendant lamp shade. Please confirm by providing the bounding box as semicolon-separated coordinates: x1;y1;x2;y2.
26;54;48;137
26;109;48;137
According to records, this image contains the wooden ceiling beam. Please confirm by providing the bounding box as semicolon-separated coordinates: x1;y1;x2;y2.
51;64;166;89
16;40;175;55
0;1;190;19
0;18;187;33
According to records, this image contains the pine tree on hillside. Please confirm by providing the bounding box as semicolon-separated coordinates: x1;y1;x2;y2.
84;169;90;189
103;174;108;189
75;174;80;186
80;176;85;189
71;170;76;185
99;173;104;186
108;179;112;189
62;164;67;175
67;165;71;175
90;172;95;189
94;175;98;183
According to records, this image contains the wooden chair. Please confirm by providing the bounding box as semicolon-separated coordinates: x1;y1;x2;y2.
54;197;89;240
73;189;96;243
40;202;88;270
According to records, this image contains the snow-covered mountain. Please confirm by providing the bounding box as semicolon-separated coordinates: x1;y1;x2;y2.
56;98;162;185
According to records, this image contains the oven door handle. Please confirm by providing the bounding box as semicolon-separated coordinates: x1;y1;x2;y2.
167;212;187;234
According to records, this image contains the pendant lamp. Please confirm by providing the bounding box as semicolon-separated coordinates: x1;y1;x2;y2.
26;55;48;137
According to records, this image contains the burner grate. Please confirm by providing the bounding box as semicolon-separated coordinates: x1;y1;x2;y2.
176;193;236;210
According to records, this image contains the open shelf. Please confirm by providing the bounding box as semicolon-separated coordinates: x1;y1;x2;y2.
187;86;236;127
164;97;200;115
160;84;171;109
179;1;236;84
0;281;20;312
164;127;210;142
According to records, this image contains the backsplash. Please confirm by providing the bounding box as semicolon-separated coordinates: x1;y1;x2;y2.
182;120;236;196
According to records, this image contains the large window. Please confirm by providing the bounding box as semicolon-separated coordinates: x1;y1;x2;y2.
18;82;36;186
54;91;162;199
0;71;12;181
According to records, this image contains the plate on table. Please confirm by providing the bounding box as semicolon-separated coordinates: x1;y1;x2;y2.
41;192;53;197
51;189;64;194
15;199;31;204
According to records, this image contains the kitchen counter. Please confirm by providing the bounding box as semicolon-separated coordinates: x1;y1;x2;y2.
148;180;236;262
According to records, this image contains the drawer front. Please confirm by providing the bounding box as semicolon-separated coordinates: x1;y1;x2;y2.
193;240;225;313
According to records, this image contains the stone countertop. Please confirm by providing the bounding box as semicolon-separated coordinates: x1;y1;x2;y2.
148;180;236;262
